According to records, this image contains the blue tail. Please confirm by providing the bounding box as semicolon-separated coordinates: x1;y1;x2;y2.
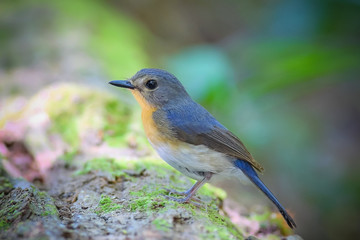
234;159;296;229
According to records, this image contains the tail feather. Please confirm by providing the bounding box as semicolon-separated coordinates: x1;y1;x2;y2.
235;159;296;229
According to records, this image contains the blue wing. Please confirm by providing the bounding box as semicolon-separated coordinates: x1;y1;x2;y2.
155;101;264;172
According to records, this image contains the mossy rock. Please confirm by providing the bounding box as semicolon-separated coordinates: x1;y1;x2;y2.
0;83;146;164
27;83;136;150
0;179;64;239
67;156;243;239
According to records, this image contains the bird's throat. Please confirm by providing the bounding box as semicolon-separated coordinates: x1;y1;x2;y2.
131;90;159;143
131;90;152;110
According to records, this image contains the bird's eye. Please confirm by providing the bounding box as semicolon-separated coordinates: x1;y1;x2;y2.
145;79;158;90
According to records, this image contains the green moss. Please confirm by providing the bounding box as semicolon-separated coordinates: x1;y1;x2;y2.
31;188;59;217
103;100;133;147
127;184;243;239
34;84;134;152
201;215;243;240
0;177;13;193
0;195;22;230
37;191;47;198
152;218;172;232
50;114;79;149
149;191;241;240
0;219;10;231
41;204;58;216
76;158;243;239
198;183;227;200
96;194;122;214
76;157;130;178
55;135;241;239
76;157;179;181
128;186;168;212
203;225;237;240
132;198;241;240
206;208;226;225
0;185;59;234
132;158;175;178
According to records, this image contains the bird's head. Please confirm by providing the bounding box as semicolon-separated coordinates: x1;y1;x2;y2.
109;68;190;109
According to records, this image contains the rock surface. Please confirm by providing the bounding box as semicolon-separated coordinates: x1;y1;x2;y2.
0;84;302;240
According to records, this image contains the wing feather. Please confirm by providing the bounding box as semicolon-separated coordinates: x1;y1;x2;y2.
198;127;264;172
158;103;264;173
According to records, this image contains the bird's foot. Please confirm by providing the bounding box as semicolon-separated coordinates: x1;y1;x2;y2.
163;188;202;203
162;188;203;206
163;188;188;196
162;194;202;207
162;194;189;203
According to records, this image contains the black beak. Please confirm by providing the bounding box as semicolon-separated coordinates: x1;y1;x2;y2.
108;80;135;89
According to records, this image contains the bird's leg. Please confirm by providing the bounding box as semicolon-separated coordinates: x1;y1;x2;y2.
164;172;213;204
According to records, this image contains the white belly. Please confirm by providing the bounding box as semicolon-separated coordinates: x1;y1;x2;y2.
150;139;248;182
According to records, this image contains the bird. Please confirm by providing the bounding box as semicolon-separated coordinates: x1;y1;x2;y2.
109;68;296;229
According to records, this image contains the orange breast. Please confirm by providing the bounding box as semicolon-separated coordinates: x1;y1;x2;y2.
131;90;164;145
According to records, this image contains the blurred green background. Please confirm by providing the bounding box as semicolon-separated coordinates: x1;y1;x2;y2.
1;0;359;239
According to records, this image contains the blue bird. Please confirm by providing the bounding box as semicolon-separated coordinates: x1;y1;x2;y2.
109;68;296;229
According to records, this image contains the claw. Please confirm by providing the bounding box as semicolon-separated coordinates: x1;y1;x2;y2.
163;188;185;195
163;188;188;196
162;188;203;203
161;194;203;207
